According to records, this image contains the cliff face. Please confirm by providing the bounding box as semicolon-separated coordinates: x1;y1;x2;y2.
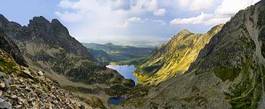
124;1;265;109
135;25;223;85
0;29;27;67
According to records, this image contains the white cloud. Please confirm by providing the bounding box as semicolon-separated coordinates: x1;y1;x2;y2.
128;17;142;22
55;11;82;23
190;0;214;11
178;0;214;11
151;19;167;25
215;0;260;15
55;0;170;43
55;0;261;43
111;0;131;10
153;8;166;16
58;0;75;8
170;13;229;25
171;0;260;26
178;0;190;7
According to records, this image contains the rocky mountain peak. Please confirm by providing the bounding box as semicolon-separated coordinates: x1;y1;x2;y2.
0;14;134;108
178;29;193;35
207;24;224;35
135;25;223;85
28;16;51;38
51;19;70;37
29;16;49;25
51;19;62;25
0;14;8;22
0;14;9;27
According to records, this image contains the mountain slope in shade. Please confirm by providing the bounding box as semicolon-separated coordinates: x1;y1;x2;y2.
0;29;27;67
87;48;111;65
0;30;91;108
0;15;134;108
0;16;125;84
122;1;265;109
134;25;223;85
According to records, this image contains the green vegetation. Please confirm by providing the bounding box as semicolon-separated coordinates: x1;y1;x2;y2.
0;50;19;73
214;67;240;81
135;25;224;85
83;43;154;65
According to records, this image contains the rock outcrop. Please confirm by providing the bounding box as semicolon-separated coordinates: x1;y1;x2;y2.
0;29;27;67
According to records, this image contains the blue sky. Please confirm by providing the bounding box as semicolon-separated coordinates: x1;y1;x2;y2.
0;0;260;46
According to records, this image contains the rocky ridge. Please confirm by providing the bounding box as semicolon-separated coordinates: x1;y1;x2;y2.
0;31;90;108
134;24;223;85
122;0;265;109
0;15;134;108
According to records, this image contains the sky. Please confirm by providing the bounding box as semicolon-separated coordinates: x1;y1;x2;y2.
0;0;260;46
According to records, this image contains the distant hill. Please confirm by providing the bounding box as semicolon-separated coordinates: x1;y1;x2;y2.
83;43;155;65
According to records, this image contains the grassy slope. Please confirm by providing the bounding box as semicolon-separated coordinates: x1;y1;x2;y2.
123;1;265;108
135;25;223;85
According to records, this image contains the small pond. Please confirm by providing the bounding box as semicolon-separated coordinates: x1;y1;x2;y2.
106;65;137;105
108;97;125;105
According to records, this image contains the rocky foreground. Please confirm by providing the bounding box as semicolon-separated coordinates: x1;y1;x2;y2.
0;30;92;108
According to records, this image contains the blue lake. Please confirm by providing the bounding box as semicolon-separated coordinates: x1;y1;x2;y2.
106;65;137;84
107;97;125;105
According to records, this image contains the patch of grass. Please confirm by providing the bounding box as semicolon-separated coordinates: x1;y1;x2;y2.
0;53;19;73
228;58;263;109
214;67;240;81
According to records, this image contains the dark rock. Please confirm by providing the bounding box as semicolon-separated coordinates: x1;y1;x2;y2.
0;14;9;28
0;29;27;67
0;98;11;109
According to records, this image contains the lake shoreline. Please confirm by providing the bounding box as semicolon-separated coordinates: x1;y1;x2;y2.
106;64;138;84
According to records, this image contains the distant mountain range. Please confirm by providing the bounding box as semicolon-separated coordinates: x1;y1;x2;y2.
83;43;155;65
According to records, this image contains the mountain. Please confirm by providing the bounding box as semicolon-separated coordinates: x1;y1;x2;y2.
0;29;27;67
87;49;112;65
0;30;90;108
83;43;154;65
123;1;265;109
0;15;134;108
135;25;223;85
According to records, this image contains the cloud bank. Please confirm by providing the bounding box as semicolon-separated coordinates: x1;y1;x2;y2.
171;0;260;25
55;0;260;45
